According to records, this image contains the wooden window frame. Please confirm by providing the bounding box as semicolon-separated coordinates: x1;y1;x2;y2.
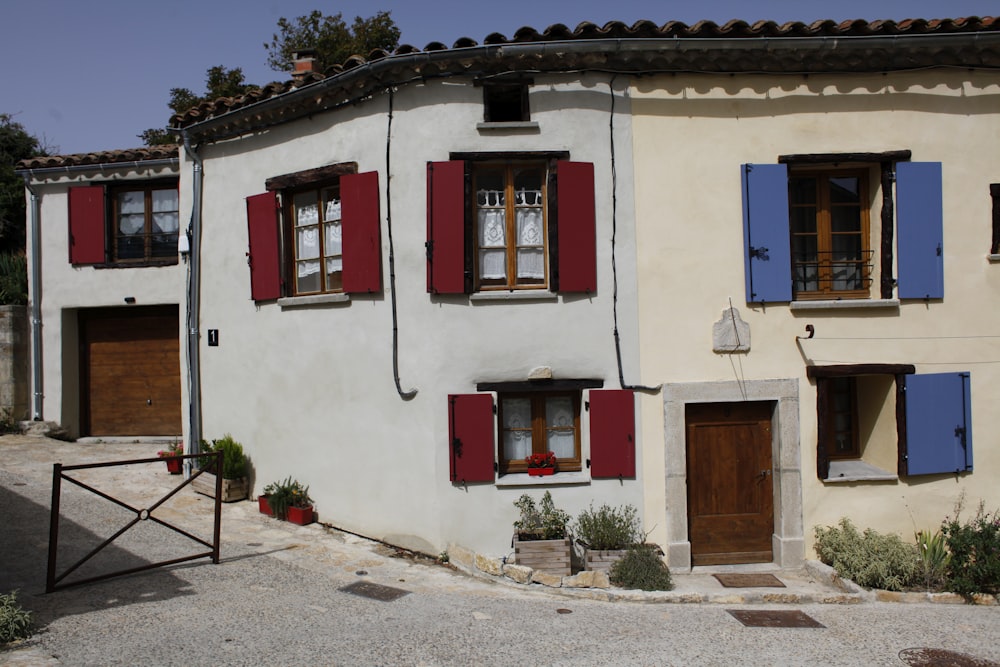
473;161;549;291
283;180;344;296
788;167;872;300
482;82;530;122
498;390;582;475
108;181;179;266
821;376;860;460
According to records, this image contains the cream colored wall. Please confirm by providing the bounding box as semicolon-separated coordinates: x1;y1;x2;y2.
631;70;1000;554
188;74;644;556
25;165;185;437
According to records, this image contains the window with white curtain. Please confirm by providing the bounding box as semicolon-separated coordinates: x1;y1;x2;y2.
498;391;581;474
474;163;547;290
292;185;342;294
112;184;179;262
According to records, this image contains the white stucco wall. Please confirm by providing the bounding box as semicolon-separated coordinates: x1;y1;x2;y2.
188;74;644;556
630;69;1000;557
24;164;185;437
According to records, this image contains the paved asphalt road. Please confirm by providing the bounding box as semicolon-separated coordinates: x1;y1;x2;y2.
1;436;999;666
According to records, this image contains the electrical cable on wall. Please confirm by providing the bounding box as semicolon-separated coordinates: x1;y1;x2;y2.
608;75;660;393
385;88;418;400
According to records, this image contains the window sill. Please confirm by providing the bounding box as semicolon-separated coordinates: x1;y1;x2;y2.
495;470;590;487
824;460;898;483
471;290;558;302
988;254;1000;263
790;299;900;311
476;121;539;132
277;293;350;309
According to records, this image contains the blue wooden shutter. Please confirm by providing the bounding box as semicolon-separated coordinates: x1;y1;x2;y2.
903;372;972;475
556;161;597;293
245;192;282;301
68;185;106;264
426;161;467;294
448;394;495;483
589;389;635;478
341;171;382;294
896;162;944;299
741;164;792;303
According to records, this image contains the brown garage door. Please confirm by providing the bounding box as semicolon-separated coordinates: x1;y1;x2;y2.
80;306;182;437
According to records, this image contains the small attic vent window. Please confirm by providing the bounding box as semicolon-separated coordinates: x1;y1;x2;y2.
483;83;529;123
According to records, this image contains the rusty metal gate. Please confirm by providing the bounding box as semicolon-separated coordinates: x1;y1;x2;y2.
46;452;222;593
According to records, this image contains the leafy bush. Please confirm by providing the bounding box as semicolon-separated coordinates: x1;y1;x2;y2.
609;545;673;591
573;503;642;550
915;529;951;591
0;591;33;644
262;477;311;520
199;434;247;479
814;518;919;591
513;491;570;540
0;253;27;306
942;500;1000;596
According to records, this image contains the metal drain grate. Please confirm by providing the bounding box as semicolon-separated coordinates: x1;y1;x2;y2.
727;610;825;628
899;648;999;667
340;580;410;602
714;573;785;588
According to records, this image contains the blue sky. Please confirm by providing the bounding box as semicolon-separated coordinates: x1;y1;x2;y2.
3;0;997;155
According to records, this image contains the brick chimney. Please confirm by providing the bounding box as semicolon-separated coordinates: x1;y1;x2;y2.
291;49;318;83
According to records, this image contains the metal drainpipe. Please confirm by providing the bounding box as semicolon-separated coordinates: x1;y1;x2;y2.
23;176;43;420
182;134;204;474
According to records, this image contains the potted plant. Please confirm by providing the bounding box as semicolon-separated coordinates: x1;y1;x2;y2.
526;451;557;476
157;441;183;474
573;503;643;572
262;477;314;525
191;434;249;502
513;491;571;575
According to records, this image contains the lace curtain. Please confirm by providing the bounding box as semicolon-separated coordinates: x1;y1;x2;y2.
477;188;544;280
501;396;575;462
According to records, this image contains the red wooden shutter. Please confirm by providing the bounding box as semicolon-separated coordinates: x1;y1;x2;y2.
589;389;635;478
68;185;106;264
245;192;282;301
448;393;495;483
426;161;467;294
556;161;596;293
341;171;382;294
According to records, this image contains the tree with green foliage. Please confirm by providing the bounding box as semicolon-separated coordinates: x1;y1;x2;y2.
264;10;400;73
140;66;260;146
0;114;47;253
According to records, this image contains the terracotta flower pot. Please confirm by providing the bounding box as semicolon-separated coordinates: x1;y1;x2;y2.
527;467;554;476
164;458;182;474
258;495;273;516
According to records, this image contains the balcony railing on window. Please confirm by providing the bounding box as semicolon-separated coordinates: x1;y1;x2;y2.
793;249;874;293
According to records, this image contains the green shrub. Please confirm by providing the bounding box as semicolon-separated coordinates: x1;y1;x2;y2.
573;503;642;550
608;545;673;591
513;491;570;540
942;501;1000;596
915;528;951;591
199;434;247;479
813;518;919;591
0;591;33;644
0;253;27;306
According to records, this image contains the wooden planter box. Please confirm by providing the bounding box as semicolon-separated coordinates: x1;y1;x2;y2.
191;472;248;502
584;548;629;573
513;535;571;575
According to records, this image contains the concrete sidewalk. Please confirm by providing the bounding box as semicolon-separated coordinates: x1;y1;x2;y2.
0;434;855;605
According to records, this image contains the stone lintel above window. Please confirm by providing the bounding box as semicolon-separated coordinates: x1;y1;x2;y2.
476;378;603;393
778;150;912;165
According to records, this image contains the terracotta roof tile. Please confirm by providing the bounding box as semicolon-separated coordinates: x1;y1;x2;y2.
17;145;180;171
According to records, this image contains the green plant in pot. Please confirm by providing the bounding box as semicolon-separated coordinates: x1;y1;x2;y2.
263;477;313;524
191;434;249;502
573;502;644;573
512;491;571;575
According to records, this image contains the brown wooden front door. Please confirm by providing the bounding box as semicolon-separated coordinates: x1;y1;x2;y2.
686;401;774;566
80;306;182;437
